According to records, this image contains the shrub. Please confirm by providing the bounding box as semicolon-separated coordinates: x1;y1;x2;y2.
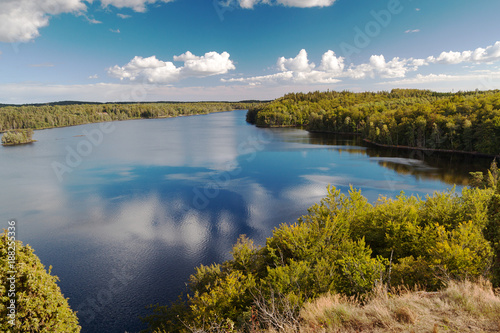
0;230;80;332
143;185;498;332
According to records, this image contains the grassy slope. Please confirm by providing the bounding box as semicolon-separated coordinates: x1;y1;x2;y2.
298;279;499;333
265;280;500;333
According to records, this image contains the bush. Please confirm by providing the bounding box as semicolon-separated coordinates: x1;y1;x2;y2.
143;185;498;332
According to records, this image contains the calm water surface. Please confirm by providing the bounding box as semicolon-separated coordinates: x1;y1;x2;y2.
0;110;492;332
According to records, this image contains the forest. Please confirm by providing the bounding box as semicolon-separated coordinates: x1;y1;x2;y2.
246;89;500;156
0;101;258;132
142;161;500;332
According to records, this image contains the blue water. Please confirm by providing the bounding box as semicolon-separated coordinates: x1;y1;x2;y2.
0;110;491;332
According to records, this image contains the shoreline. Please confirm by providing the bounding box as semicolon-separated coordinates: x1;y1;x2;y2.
2;140;37;146
252;122;499;159
0;108;247;134
363;139;499;159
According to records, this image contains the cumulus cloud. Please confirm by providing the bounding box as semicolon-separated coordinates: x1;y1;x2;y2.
427;41;500;64
225;49;343;84
276;0;336;7
319;50;345;74
173;51;235;77
0;0;176;43
226;41;500;86
0;0;87;42
226;49;415;84
221;0;335;9
345;55;420;79
108;56;180;83
108;51;235;83
277;49;315;72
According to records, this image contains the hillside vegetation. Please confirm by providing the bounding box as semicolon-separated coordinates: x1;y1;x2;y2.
0;102;258;132
247;89;500;156
143;161;500;333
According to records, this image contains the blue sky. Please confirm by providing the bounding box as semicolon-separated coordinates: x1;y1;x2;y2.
0;0;499;103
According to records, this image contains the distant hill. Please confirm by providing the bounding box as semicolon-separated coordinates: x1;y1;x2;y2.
0;100;272;107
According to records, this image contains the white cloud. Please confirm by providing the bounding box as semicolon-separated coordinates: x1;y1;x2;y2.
0;0;176;43
0;0;87;42
99;0;174;13
117;13;131;18
276;0;336;7
225;49;414;84
226;41;500;86
110;28;121;33
108;51;235;83
405;29;420;34
173;51;235;77
238;0;262;8
222;0;335;9
346;55;418;79
427;41;500;65
319;50;345;74
225;49;343;84
84;15;102;24
277;49;315;72
108;56;181;83
88;74;99;79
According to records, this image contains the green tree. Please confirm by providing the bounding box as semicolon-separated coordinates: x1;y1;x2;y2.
0;230;81;332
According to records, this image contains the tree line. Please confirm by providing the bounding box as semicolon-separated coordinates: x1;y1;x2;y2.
0;102;259;132
247;89;500;156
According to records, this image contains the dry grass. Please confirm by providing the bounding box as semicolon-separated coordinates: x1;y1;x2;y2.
294;279;500;333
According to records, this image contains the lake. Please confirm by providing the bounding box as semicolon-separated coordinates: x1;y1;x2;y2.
0;110;492;332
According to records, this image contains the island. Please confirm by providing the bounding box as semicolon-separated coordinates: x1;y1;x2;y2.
1;129;36;145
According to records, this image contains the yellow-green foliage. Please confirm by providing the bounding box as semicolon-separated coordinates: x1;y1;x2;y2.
1;129;34;145
143;181;500;333
0;231;80;332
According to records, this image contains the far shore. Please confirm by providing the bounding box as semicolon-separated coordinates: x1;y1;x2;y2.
0;108;248;134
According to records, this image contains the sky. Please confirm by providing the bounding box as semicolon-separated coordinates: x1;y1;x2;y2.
0;0;500;103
